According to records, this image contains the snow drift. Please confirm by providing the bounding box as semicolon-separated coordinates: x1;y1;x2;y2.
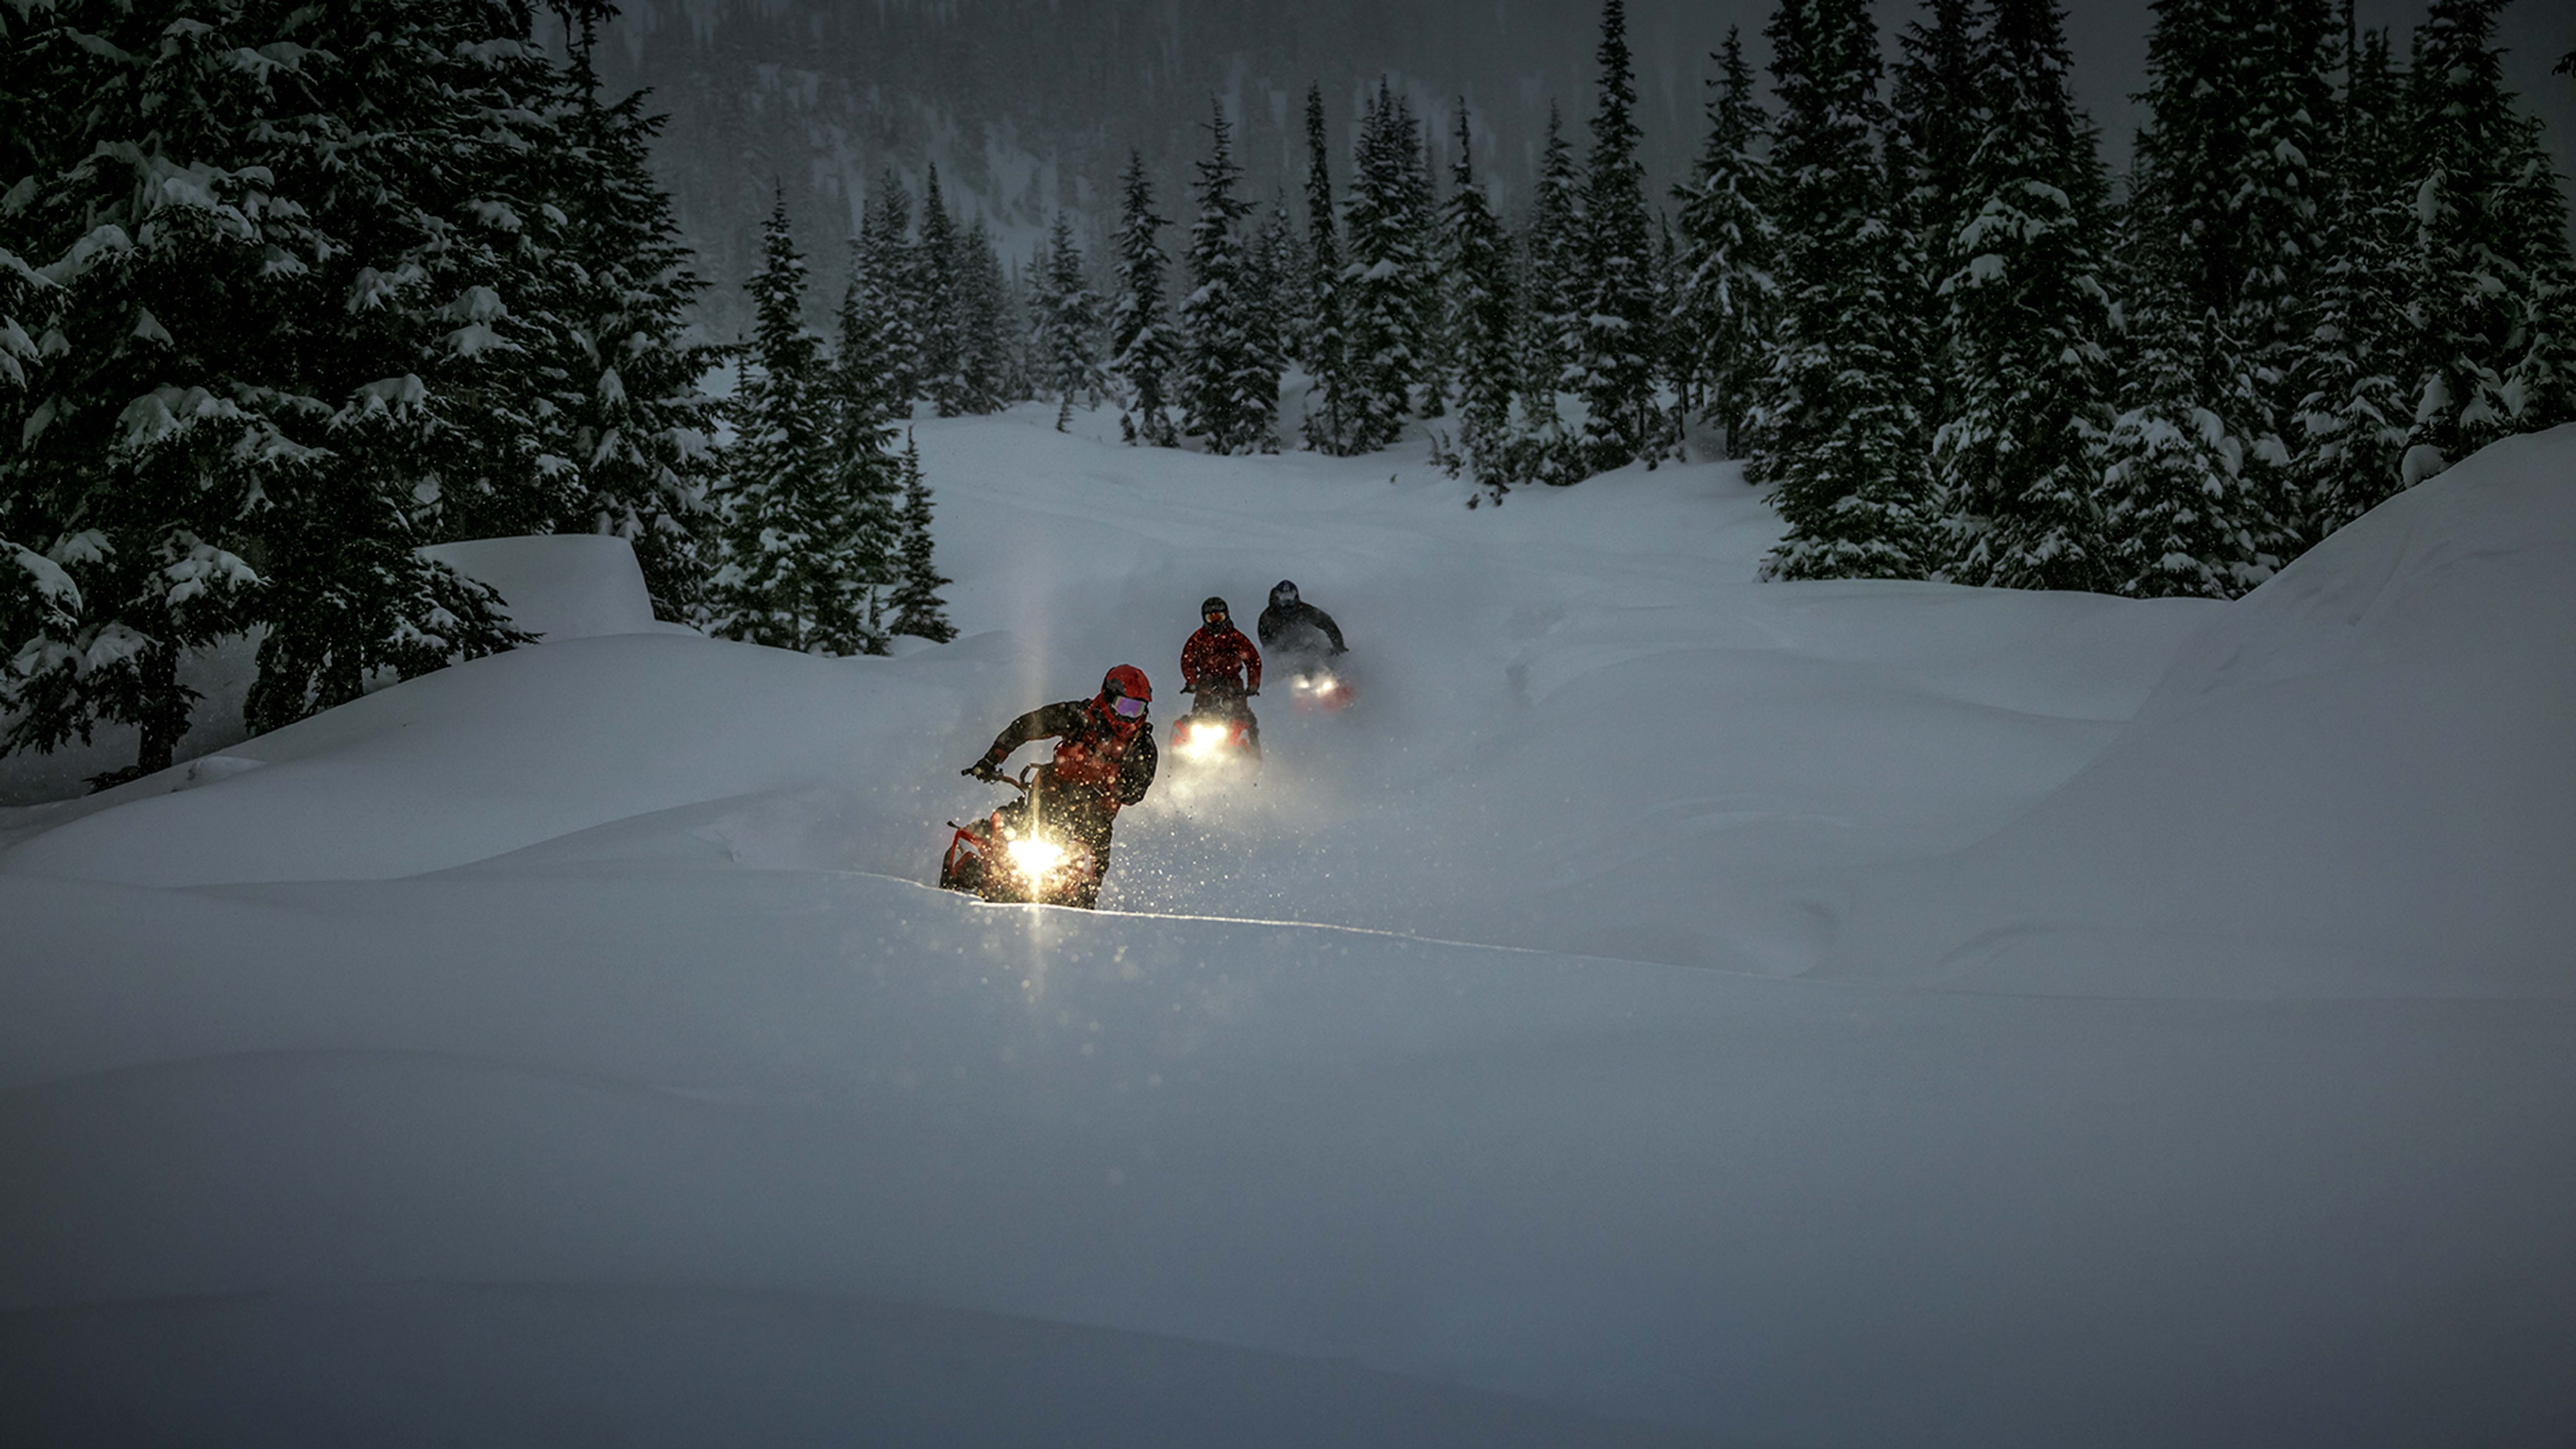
1;413;2569;1448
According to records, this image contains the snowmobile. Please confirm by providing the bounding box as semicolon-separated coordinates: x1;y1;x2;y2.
1170;688;1260;770
939;763;1104;908
1281;652;1358;714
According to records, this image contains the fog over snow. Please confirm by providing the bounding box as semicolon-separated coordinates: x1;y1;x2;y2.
3;407;2570;1446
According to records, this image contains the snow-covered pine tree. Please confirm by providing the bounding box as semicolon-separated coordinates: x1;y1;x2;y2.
2289;9;2413;543
1888;0;1978;437
1671;28;1779;457
1245;196;1298;436
1932;0;2120;592
856;172;922;412
1177;101;1279;454
1341;81;1433;453
1517;103;1586;453
1033;213;1107;430
543;14;723;622
709;195;876;654
957;217;1013;414
888;431;956;643
1571;0;1660;472
915;165;971;417
1300;85;1361;454
2;0;550;776
2103;275;2266;598
1109;150;1181;447
2125;0;2335;577
1440;97;1522;499
1406;108;1454;422
1748;0;1936;581
2394;0;2576;483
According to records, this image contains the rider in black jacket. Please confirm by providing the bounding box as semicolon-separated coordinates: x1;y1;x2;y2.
1255;579;1346;658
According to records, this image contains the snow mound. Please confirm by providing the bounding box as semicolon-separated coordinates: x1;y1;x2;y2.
1826;424;2576;998
418;534;685;642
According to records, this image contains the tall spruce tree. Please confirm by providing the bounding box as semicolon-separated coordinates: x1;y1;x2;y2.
1933;0;2120;591
1750;0;1935;579
0;0;572;779
1343;80;1434;452
888;431;956;643
1033;212;1107;430
1672;28;1780;456
2290;11;2413;542
1300;86;1361;454
956;217;1013;414
1440;97;1521;497
545;16;723;621
2395;0;2576;482
710;195;877;654
1520;103;1586;424
1888;0;1979;438
1572;0;1660;471
1178;102;1280;454
915;165;971;417
1109;150;1180;446
856;174;922;413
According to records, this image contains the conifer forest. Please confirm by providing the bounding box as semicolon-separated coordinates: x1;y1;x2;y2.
4;0;2573;773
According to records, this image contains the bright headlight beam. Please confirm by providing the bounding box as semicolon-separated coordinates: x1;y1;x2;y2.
1006;834;1069;877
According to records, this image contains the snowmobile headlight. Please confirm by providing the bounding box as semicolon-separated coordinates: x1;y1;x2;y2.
1182;720;1231;758
1006;833;1070;879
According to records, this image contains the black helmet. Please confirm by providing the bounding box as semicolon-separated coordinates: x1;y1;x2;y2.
1270;579;1299;606
1200;595;1230;622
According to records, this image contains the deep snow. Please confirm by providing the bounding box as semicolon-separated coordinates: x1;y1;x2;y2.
2;410;2570;1447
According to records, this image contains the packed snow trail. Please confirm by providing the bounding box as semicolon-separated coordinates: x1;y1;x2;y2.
2;410;2572;1446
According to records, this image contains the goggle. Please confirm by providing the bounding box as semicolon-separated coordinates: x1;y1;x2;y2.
1204;611;1228;624
1109;694;1148;718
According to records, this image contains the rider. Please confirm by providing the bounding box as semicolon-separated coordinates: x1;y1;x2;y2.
1256;579;1346;659
961;665;1159;907
1179;595;1263;750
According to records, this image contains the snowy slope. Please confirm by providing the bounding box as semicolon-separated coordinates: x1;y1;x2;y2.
2;411;2571;1447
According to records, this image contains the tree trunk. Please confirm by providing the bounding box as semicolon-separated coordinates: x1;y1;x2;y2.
133;639;192;778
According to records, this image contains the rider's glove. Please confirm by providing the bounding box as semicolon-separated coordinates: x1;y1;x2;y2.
1246;688;1260;697
963;756;1004;781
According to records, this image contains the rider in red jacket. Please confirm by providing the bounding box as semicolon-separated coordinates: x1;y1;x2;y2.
962;665;1159;904
1179;596;1263;750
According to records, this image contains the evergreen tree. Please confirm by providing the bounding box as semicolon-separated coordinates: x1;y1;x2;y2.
2289;11;2412;542
1572;0;1660;471
1342;80;1433;452
1934;0;2120;591
856;173;921;412
2127;0;2336;574
1300;85;1361;454
1033;212;1107;430
888;431;956;643
1888;0;1979;437
1;0;557;778
544;15;723;621
1440;97;1522;497
2103;274;2265;598
1672;28;1780;456
1405;108;1454;421
709;195;879;654
1178;102;1281;454
1749;0;1935;580
1109;150;1180;446
915;165;970;417
956;217;1013;414
1246;196;1299;420
1520;103;1586;423
2395;0;2576;482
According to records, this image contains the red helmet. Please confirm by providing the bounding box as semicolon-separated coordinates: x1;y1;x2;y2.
1101;664;1152;703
